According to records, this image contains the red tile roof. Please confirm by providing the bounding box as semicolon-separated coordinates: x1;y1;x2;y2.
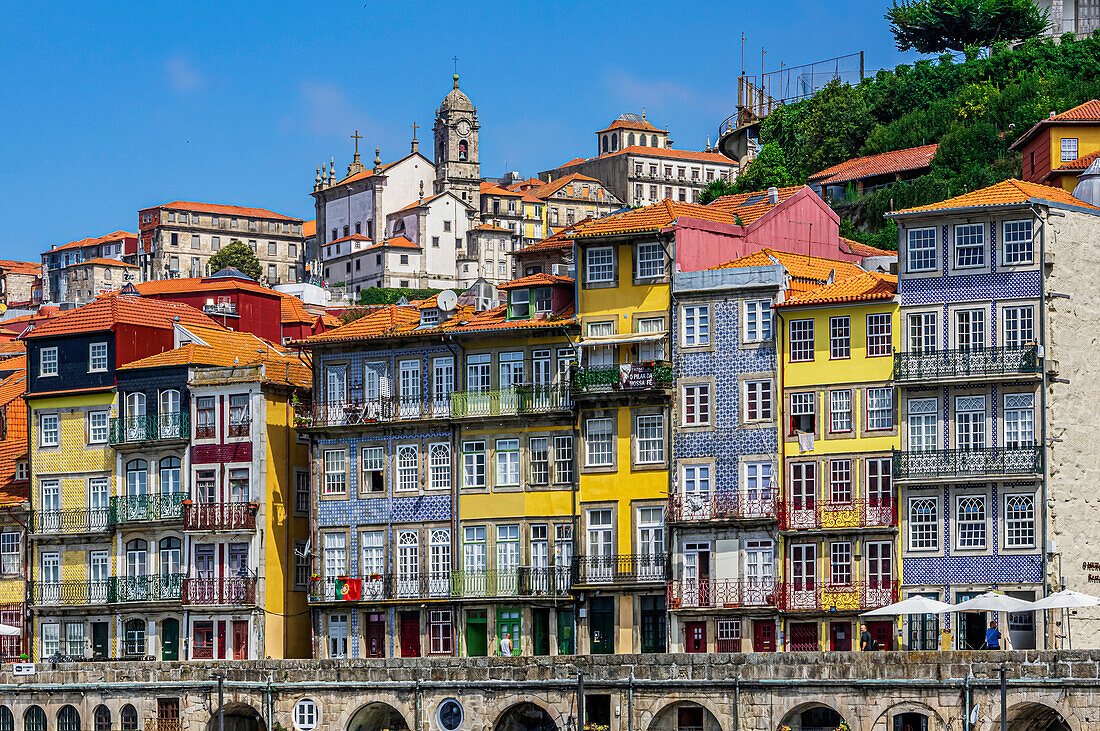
280;294;314;325
890;179;1100;215
708;185;805;225
840;238;898;258
1011;100;1100;149
572;199;738;238
65;257;138;269
23;293;222;339
304;305;422;343
807;144;938;185
145;201;301;222
136;275;276;297
0;260;41;276
329;159;403;188
496;273;574;290
0;371;29;503
51;231;135;253
527;173;606;201
303;219;317;238
556;145;733;169
713;248;866;294
596;117;660;134
480;181;524;197
514;230;575;255
1049;149;1100;174
776;271;897;308
472;223;511;233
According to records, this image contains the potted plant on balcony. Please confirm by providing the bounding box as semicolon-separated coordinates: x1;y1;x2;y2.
247;500;260;515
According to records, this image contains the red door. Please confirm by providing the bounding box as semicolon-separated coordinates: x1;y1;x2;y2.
753;620;775;652
232;620;248;659
217;620;227;659
400;611;421;657
365;613;385;658
788;622;818;651
829;621;851;651
685;621;706;653
867;620;894;650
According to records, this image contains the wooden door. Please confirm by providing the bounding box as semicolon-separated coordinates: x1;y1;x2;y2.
867;620;894;651
532;609;550;656
466;611;487;657
161;618;179;661
364;613;385;658
232;620;248;659
829;621;851;651
590;597;614;654
400;611;421;657
685;621;706;653
753;620;775;652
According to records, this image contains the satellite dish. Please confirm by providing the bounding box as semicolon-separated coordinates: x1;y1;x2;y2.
437;290;458;312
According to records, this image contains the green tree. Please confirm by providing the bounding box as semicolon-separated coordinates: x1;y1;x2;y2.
733;143;796;193
698;179;738;205
207;240;262;281
886;0;1048;53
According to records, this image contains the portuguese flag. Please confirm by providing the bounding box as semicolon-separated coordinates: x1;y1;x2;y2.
336;577;362;601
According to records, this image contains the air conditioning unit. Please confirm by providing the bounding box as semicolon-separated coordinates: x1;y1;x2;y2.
551;264;570;277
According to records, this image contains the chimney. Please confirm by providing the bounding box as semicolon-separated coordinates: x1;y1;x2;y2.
767;186;779;205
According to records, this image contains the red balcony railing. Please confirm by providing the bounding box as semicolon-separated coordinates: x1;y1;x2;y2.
716;637;742;653
667;578;779;609
667;492;778;522
778;580;897;612
779;498;897;530
181;577;257;605
183;502;256;531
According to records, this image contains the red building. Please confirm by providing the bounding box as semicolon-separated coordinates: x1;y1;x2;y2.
136;269;285;343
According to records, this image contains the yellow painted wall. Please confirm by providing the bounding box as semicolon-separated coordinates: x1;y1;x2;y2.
1048;124;1100;171
29;393;116;510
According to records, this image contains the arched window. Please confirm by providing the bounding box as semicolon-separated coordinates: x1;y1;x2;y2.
639;134;647;147
628;133;635;146
610;134;618;151
0;706;13;731
124;618;146;656
458;140;468;161
126;459;148;496
159;389;182;437
57;705;80;731
602;135;609;153
293;699;319;731
126;392;146;418
393;219;406;235
159;388;180;415
160;537;182;575
126;539;148;577
24;706;46;731
159;457;181;495
651;134;659;147
93;706;111;731
120;705;138;731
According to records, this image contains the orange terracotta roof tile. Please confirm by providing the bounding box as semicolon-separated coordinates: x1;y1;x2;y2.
327;234;420;251
0;260;41;276
496;273;574;290
776;271;897;308
514;235;574;255
840;238;898;258
24;293;222;339
302;219;317;238
305;305;422;343
597;117;660;134
51;231;135;253
328;158;403;188
558;146;733;169
480;181;523;197
147;201;300;222
807;144;938;185
328;233;373;246
395;191;455;212
713;248;867;294
472;223;511;233
65;257;138;269
0;371;29;501
890;179;1100;215
0;354;26;374
1051;149;1100;172
280;294;313;325
1011;100;1100;149
527;173;606;201
136;276;275;297
572;199;738;238
0;341;25;356
708;185;804;225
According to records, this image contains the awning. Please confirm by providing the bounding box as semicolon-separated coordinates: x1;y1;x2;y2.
578;331;667;347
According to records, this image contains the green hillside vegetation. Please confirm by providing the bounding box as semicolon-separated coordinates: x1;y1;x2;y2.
738;32;1100;250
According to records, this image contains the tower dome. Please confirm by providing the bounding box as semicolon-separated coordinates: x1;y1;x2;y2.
440;74;473;114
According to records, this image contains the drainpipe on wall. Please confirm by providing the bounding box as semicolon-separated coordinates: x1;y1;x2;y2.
442;335;463;650
1030;203;1052;649
4;505;30;660
775;306;787;651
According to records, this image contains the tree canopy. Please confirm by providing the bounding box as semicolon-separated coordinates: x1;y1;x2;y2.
698;179;738;205
886;0;1048;53
207;240;262;281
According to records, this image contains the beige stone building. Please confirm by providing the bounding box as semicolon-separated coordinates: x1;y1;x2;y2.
0;260;41;308
527;172;622;229
41;231;135;304
59;258;140;305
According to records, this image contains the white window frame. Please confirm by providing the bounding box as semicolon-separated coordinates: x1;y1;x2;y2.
1002;219;1034;265
495;438;520;487
585;246;614;283
744;300;773;343
40;413;59;447
830;389;852;433
1003;306;1035;349
397;444;419;491
293;700;319;731
866;313;892;357
829;316;850;359
1061;137;1079;162
87;410;109;444
584;417;614;467
681;305;710;346
682;383;710;426
361;446;384;493
866;387;893;431
462;440;486;488
908;497;939;551
39;347;58;377
744;379;773;422
953;223;985;269
552;435;574;484
635;414;665;464
635;242;664;279
428;443;451;490
907;227;937;272
789;319;814;362
88;342;108;372
955;494;987;550
323;450;347;495
1003;492;1036;549
529;437;549;485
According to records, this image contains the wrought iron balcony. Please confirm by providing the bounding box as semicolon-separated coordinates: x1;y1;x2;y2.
145;719;183;731
667;578;779;610
183;501;257;531
892;446;1043;481
32;508;109;536
181;577;257;605
109;493;185;525
308;567;572;603
452;567;571;598
31;580;111;606
111;574;184;602
667;492;778;523
109;412;190;445
572;553;669;586
450;386;572;418
779;580;897;612
893;345;1041;382
572;362;673;395
779;498;897;531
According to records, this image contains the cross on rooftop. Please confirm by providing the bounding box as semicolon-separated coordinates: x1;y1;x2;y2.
452;56;459;74
410;122;418;140
350;130;362;155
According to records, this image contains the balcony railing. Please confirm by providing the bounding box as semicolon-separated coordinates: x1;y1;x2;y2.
109;412;189;445
145;720;183;731
112;573;184;602
893;345;1041;382
32;508;109;536
572;362;673;394
779;580;897;612
32;580;110;606
183;501;257;531
452;567;571;598
0;635;23;662
667;578;779;609
308;567;572;603
450;386;572;418
181;577;257;605
667;492;778;523
779;498;898;530
892;446;1043;481
572;553;669;585
109;493;185;525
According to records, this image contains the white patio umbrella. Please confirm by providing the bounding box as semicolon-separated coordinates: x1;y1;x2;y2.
861;596;954;616
1030;590;1100;649
0;624;19;637
952;591;1035;650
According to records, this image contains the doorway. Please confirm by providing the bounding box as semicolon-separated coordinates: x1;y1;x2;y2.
465;609;487;657
161;618;179;660
685;621;706;653
532;609;550;656
364;613;385;658
639;594;666;652
91;622;109;659
788;622;818;651
497;608;520;656
829;621;851;651
232;620;248;659
866;620;895;650
894;713;928;731
400;611;421;657
590;597;614;654
956;594;986;649
556;609;575;655
753;620;775;652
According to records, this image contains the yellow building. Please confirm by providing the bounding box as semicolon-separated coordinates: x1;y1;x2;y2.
1013;98;1100;192
774;270;901;652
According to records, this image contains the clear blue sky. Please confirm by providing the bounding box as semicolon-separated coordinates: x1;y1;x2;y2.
0;0;918;262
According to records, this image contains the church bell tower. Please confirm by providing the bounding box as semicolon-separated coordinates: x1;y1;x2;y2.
433;74;480;207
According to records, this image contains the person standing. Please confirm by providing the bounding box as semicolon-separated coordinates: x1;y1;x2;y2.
984;620;1001;650
500;631;513;656
859;624;875;651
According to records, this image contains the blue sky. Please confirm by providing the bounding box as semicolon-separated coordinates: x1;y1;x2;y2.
0;0;918;262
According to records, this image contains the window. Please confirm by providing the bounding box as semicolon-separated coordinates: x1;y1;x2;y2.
830;390;852;432
1004;393;1035;448
323;450;346;494
682;384;710;425
462;440;486;488
293;700;318;731
907;227;937;272
0;533;18;574
585;417;614;467
39;347;58;377
268;263;278;281
533;287;553;314
361;446;384;492
293;540;309;589
789;319;814;361
268;242;278;256
328;614;348;658
1003;306;1035;348
1004;493;1035;548
438;700;463;731
681;305;710;346
585;246;614;283
866;314;892;356
908;312;937;352
635;414;664;464
956;308;985;349
195;396;215;438
87;410;109;444
829;317;850;359
744;300;772;342
89;342;108;372
229;394;249;436
124;618;146;656
908;497;939;551
40;414;59;447
955;395;986;449
398;445;419;491
553;435;574;483
191;234;200;250
510;289;530;319
867;387;893;430
830;460;852;502
790;392;815;434
429;443;451;489
954;224;985;268
1003;219;1034;264
529;437;549;485
429;610;453;655
93;706;111;731
635;242;663;278
908;398;938;451
1061;137;1079;162
830;542;852;584
323;533;347;579
956;495;987;550
495;438;519;486
744;380;773;421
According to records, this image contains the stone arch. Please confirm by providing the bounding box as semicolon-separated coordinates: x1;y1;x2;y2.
347;702;412;731
493;701;560;731
779;700;849;731
870;700;947;731
993;701;1072;731
647;700;723;731
207;701;267;731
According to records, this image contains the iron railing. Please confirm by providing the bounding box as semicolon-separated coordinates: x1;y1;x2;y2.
779;580;897;612
32;508;109;535
893;345;1040;382
779;498;897;530
667;578;779;609
308;567;572;603
572;553;669;585
452;568;571;597
112;573;184;602
145;720;183;731
109;412;190;445
667;492;778;522
572;362;673;394
450;386;572;418
31;580;111;605
892;447;1043;481
183;502;257;531
181;577;257;605
109;493;185;525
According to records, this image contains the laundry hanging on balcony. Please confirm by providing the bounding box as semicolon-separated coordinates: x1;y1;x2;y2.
797;431;814;453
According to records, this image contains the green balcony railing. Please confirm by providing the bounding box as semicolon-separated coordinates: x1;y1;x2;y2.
108;493;185;526
450;385;572;418
892;446;1043;481
572;362;674;394
893;345;1040;382
109;412;190;445
110;573;184;603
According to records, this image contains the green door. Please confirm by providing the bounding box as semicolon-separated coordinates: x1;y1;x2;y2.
557;609;575;655
532;609;550;656
590;598;614;654
161;618;179;660
466;610;487;657
497;608;521;655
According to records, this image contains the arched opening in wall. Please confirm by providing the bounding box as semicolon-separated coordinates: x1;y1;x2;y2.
892;712;928;731
779;703;847;731
1000;702;1071;731
648;701;721;731
206;702;267;731
24;706;46;731
93;705;112;731
58;705;80;731
0;706;13;731
347;703;410;731
494;703;558;731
